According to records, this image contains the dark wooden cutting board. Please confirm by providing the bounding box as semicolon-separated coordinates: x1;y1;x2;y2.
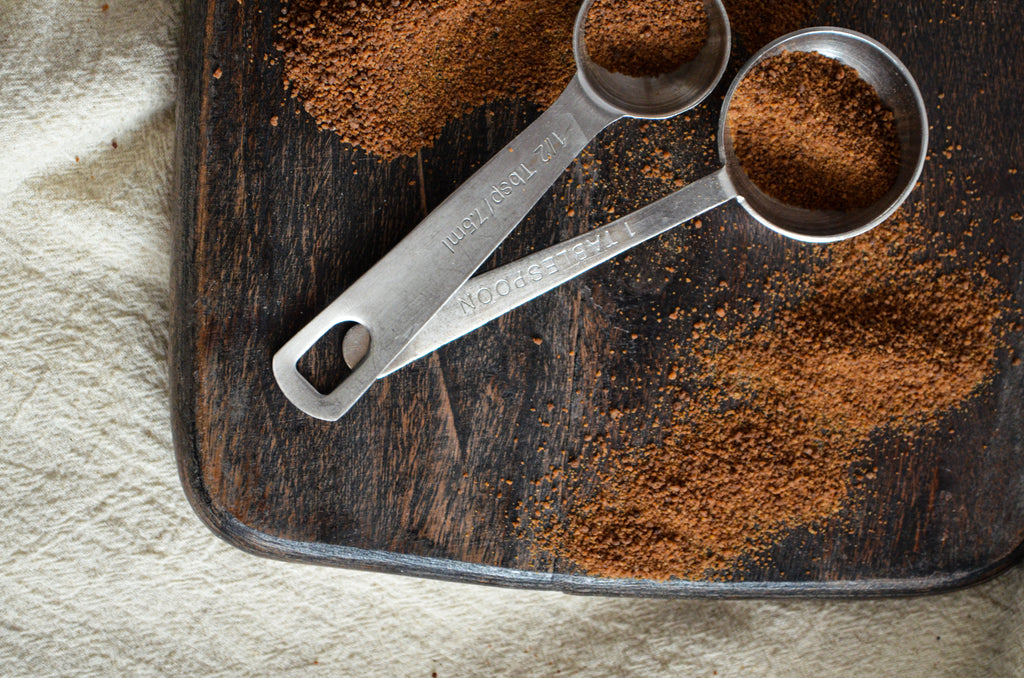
172;0;1024;595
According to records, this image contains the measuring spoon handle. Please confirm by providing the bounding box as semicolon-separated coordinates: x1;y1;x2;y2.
274;75;620;420
382;168;735;375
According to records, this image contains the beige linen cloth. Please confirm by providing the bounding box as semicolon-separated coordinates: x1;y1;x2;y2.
1;1;1022;675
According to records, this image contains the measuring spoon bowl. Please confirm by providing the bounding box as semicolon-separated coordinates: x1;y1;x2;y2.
367;27;928;374
274;0;731;421
575;0;731;118
721;27;929;242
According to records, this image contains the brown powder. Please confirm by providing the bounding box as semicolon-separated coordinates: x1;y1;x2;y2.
275;1;1012;581
276;0;579;159
532;208;1006;580
276;0;818;158
722;0;817;51
584;0;708;77
727;50;901;211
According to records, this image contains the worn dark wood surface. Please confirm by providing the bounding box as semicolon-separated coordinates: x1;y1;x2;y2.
172;0;1024;595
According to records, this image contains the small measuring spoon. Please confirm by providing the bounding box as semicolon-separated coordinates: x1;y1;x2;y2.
356;27;929;376
274;0;731;421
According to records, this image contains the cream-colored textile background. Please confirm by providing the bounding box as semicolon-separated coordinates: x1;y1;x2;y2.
1;1;1022;675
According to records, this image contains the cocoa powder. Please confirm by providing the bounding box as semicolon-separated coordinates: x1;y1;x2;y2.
276;0;579;159
276;0;818;158
584;0;708;77
529;206;1007;580
723;0;817;51
727;50;901;211
274;1;1014;582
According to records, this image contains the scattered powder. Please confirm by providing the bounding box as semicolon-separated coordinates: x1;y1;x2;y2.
584;0;708;77
722;0;817;51
529;206;1007;580
273;0;1013;581
275;0;579;159
727;50;901;211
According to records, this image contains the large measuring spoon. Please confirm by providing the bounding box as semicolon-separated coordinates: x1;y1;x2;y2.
348;27;929;376
274;0;731;421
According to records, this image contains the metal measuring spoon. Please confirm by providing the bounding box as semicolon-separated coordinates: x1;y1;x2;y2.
362;27;929;376
274;0;731;421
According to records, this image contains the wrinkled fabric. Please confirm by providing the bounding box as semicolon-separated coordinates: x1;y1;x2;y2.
1;1;1022;676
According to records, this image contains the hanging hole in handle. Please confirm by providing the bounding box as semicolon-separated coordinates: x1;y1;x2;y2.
295;321;371;395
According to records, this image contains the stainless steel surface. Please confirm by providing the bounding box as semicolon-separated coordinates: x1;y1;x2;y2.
347;28;929;374
362;169;735;375
274;0;731;420
719;28;930;242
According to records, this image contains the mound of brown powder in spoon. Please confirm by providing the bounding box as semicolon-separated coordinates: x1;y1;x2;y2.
727;50;902;211
584;0;708;77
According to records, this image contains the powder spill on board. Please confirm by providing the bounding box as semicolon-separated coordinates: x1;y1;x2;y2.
276;0;579;159
523;204;1007;580
723;0;818;51
727;50;901;211
584;0;708;78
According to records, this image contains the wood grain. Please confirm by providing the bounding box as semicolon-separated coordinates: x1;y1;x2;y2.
172;0;1024;595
